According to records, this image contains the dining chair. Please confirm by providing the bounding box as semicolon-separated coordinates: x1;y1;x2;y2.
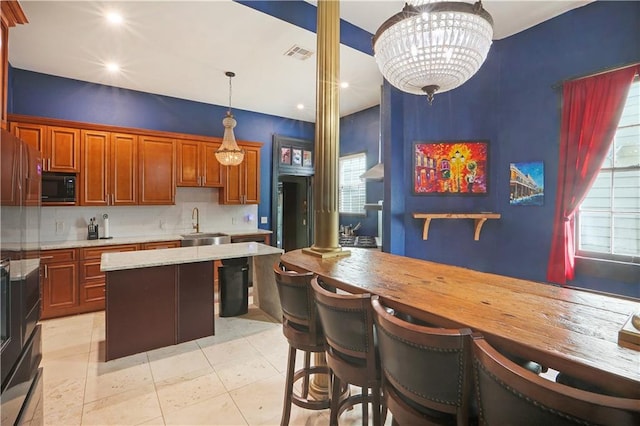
310;276;383;426
471;334;640;425
371;297;474;426
273;263;330;426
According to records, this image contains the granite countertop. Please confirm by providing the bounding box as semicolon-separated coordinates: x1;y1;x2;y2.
100;242;283;272
40;228;272;250
10;258;41;281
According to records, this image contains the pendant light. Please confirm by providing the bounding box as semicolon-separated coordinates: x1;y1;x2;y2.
215;71;245;166
373;0;493;105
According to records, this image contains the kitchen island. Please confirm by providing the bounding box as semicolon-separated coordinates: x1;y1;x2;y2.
100;242;283;361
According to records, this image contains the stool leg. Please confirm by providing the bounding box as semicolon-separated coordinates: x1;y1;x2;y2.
362;386;368;426
330;374;341;426
372;383;381;426
281;345;297;426
301;351;311;398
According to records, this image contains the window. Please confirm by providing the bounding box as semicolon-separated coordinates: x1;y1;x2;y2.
577;77;640;262
339;153;366;215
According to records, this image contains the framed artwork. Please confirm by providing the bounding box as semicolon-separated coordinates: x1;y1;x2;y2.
510;161;544;206
303;150;312;167
413;141;489;195
292;148;302;166
280;147;291;165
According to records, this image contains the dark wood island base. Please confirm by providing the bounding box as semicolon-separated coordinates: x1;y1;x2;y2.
105;261;213;361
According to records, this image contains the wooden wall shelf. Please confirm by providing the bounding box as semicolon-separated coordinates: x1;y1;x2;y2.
412;213;501;241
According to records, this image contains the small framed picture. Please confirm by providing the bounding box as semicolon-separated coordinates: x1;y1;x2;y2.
292;149;302;166
303;150;312;167
280;147;291;165
510;161;544;206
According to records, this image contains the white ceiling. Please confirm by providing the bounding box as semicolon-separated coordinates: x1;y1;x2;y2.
9;1;591;123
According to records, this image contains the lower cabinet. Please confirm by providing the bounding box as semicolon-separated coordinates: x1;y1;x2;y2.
41;249;78;319
79;244;139;312
41;240;179;319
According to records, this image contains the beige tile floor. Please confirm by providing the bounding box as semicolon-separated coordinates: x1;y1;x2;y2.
40;298;385;426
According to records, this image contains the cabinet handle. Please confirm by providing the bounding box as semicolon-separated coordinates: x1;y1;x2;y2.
44;264;48;278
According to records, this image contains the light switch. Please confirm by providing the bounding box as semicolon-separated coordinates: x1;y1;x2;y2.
260;216;268;224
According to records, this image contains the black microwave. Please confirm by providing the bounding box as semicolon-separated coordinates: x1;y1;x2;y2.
41;172;76;203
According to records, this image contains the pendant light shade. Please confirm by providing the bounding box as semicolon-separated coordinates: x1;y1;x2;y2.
215;71;244;166
373;0;493;104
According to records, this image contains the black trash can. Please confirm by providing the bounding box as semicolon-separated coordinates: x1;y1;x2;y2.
218;257;249;317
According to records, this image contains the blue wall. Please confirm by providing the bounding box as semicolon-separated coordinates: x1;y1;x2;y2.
384;1;640;297
8;69;316;230
339;105;382;237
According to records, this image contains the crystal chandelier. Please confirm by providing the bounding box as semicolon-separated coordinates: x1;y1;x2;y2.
215;71;245;166
373;0;493;104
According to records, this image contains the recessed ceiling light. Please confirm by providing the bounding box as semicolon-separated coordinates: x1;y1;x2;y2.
106;11;123;25
106;62;120;73
340;82;349;89
296;104;304;110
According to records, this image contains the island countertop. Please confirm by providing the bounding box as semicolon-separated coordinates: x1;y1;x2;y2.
101;242;283;272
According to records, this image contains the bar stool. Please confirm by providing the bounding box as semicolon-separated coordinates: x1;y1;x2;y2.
472;334;640;425
273;263;330;426
372;297;474;426
310;276;383;426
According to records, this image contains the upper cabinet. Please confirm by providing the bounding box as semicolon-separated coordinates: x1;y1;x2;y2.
80;130;137;206
176;140;223;188
219;144;260;205
138;135;175;205
0;1;28;130
10;122;80;172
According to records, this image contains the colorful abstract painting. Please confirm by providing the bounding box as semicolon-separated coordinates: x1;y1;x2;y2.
414;141;489;195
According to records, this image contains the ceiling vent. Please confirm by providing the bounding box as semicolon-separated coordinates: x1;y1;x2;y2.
284;45;314;61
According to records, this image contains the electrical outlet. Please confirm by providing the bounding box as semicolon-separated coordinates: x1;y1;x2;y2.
231;217;237;225
159;219;166;230
55;221;64;234
260;216;268;224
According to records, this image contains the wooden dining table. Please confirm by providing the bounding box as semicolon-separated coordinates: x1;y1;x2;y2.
280;248;640;398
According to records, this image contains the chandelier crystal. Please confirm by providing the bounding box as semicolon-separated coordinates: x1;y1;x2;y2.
215;71;245;166
373;0;493;104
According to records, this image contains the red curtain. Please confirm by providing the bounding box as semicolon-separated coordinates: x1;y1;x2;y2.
547;65;639;285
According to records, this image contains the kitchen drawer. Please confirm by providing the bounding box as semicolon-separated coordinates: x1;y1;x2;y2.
80;244;139;260
40;249;78;264
80;260;103;282
82;281;105;304
142;241;180;250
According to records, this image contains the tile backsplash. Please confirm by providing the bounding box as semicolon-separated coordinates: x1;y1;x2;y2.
40;187;259;242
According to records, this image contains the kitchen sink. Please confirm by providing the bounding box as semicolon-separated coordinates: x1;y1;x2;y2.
180;232;231;247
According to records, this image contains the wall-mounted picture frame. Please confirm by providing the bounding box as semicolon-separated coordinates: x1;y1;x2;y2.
292;148;302;166
413;141;489;195
280;147;291;165
303;150;312;167
510;161;544;206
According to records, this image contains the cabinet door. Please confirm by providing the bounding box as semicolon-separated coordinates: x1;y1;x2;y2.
202;143;223;187
80;130;109;206
46;126;80;172
176;140;200;187
9;122;46;152
111;133;137;205
42;261;78;318
243;146;260;204
219;145;260;204
138;136;175;205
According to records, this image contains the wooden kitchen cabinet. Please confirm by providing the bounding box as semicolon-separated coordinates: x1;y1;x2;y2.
79;244;138;312
176;140;223;188
80;130;137;206
9;122;79;172
40;249;79;319
1;1;27;129
220;144;260;204
142;241;181;250
139;135;175;205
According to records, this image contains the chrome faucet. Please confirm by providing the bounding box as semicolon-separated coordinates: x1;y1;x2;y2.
192;207;200;233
